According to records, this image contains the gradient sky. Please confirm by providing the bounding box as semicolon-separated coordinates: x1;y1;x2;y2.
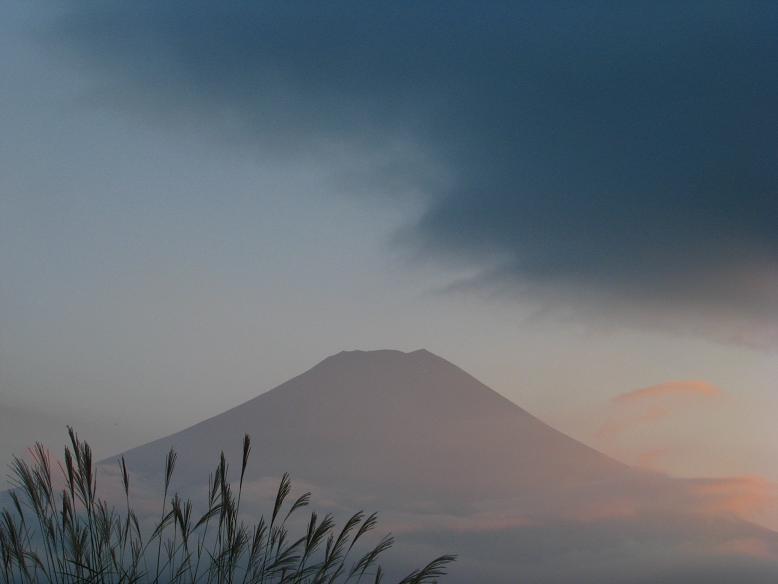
1;0;777;521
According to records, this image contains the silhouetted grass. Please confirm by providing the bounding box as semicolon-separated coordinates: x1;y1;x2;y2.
0;428;455;583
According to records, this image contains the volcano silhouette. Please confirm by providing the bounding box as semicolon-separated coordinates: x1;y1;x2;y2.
120;350;625;500
109;349;778;583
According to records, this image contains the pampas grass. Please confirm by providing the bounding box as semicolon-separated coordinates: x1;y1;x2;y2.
0;428;454;583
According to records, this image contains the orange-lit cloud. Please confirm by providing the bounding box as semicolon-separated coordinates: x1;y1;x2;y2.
687;475;778;520
612;380;723;405
596;380;724;441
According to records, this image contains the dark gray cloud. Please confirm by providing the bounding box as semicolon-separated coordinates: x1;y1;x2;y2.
54;1;778;346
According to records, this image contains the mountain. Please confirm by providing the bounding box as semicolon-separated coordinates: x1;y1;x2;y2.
118;349;626;503
106;349;778;583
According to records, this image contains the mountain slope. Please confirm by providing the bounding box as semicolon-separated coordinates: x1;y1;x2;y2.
118;349;628;506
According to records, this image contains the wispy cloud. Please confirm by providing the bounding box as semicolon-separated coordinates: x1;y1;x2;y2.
687;475;778;521
612;381;723;405
596;380;723;442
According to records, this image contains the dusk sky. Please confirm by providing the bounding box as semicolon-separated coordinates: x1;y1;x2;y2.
1;0;777;527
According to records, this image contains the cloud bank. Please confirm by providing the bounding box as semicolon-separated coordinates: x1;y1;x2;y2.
70;465;778;583
53;1;778;347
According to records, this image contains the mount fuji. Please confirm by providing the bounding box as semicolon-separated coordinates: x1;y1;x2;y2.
104;349;778;583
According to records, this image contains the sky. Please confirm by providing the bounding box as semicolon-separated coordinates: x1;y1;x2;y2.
1;0;777;521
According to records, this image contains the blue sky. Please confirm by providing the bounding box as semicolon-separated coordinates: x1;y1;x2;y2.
1;1;777;511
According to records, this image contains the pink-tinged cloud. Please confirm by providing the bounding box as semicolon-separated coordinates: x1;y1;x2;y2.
596;380;724;441
687;475;778;520
612;380;723;405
